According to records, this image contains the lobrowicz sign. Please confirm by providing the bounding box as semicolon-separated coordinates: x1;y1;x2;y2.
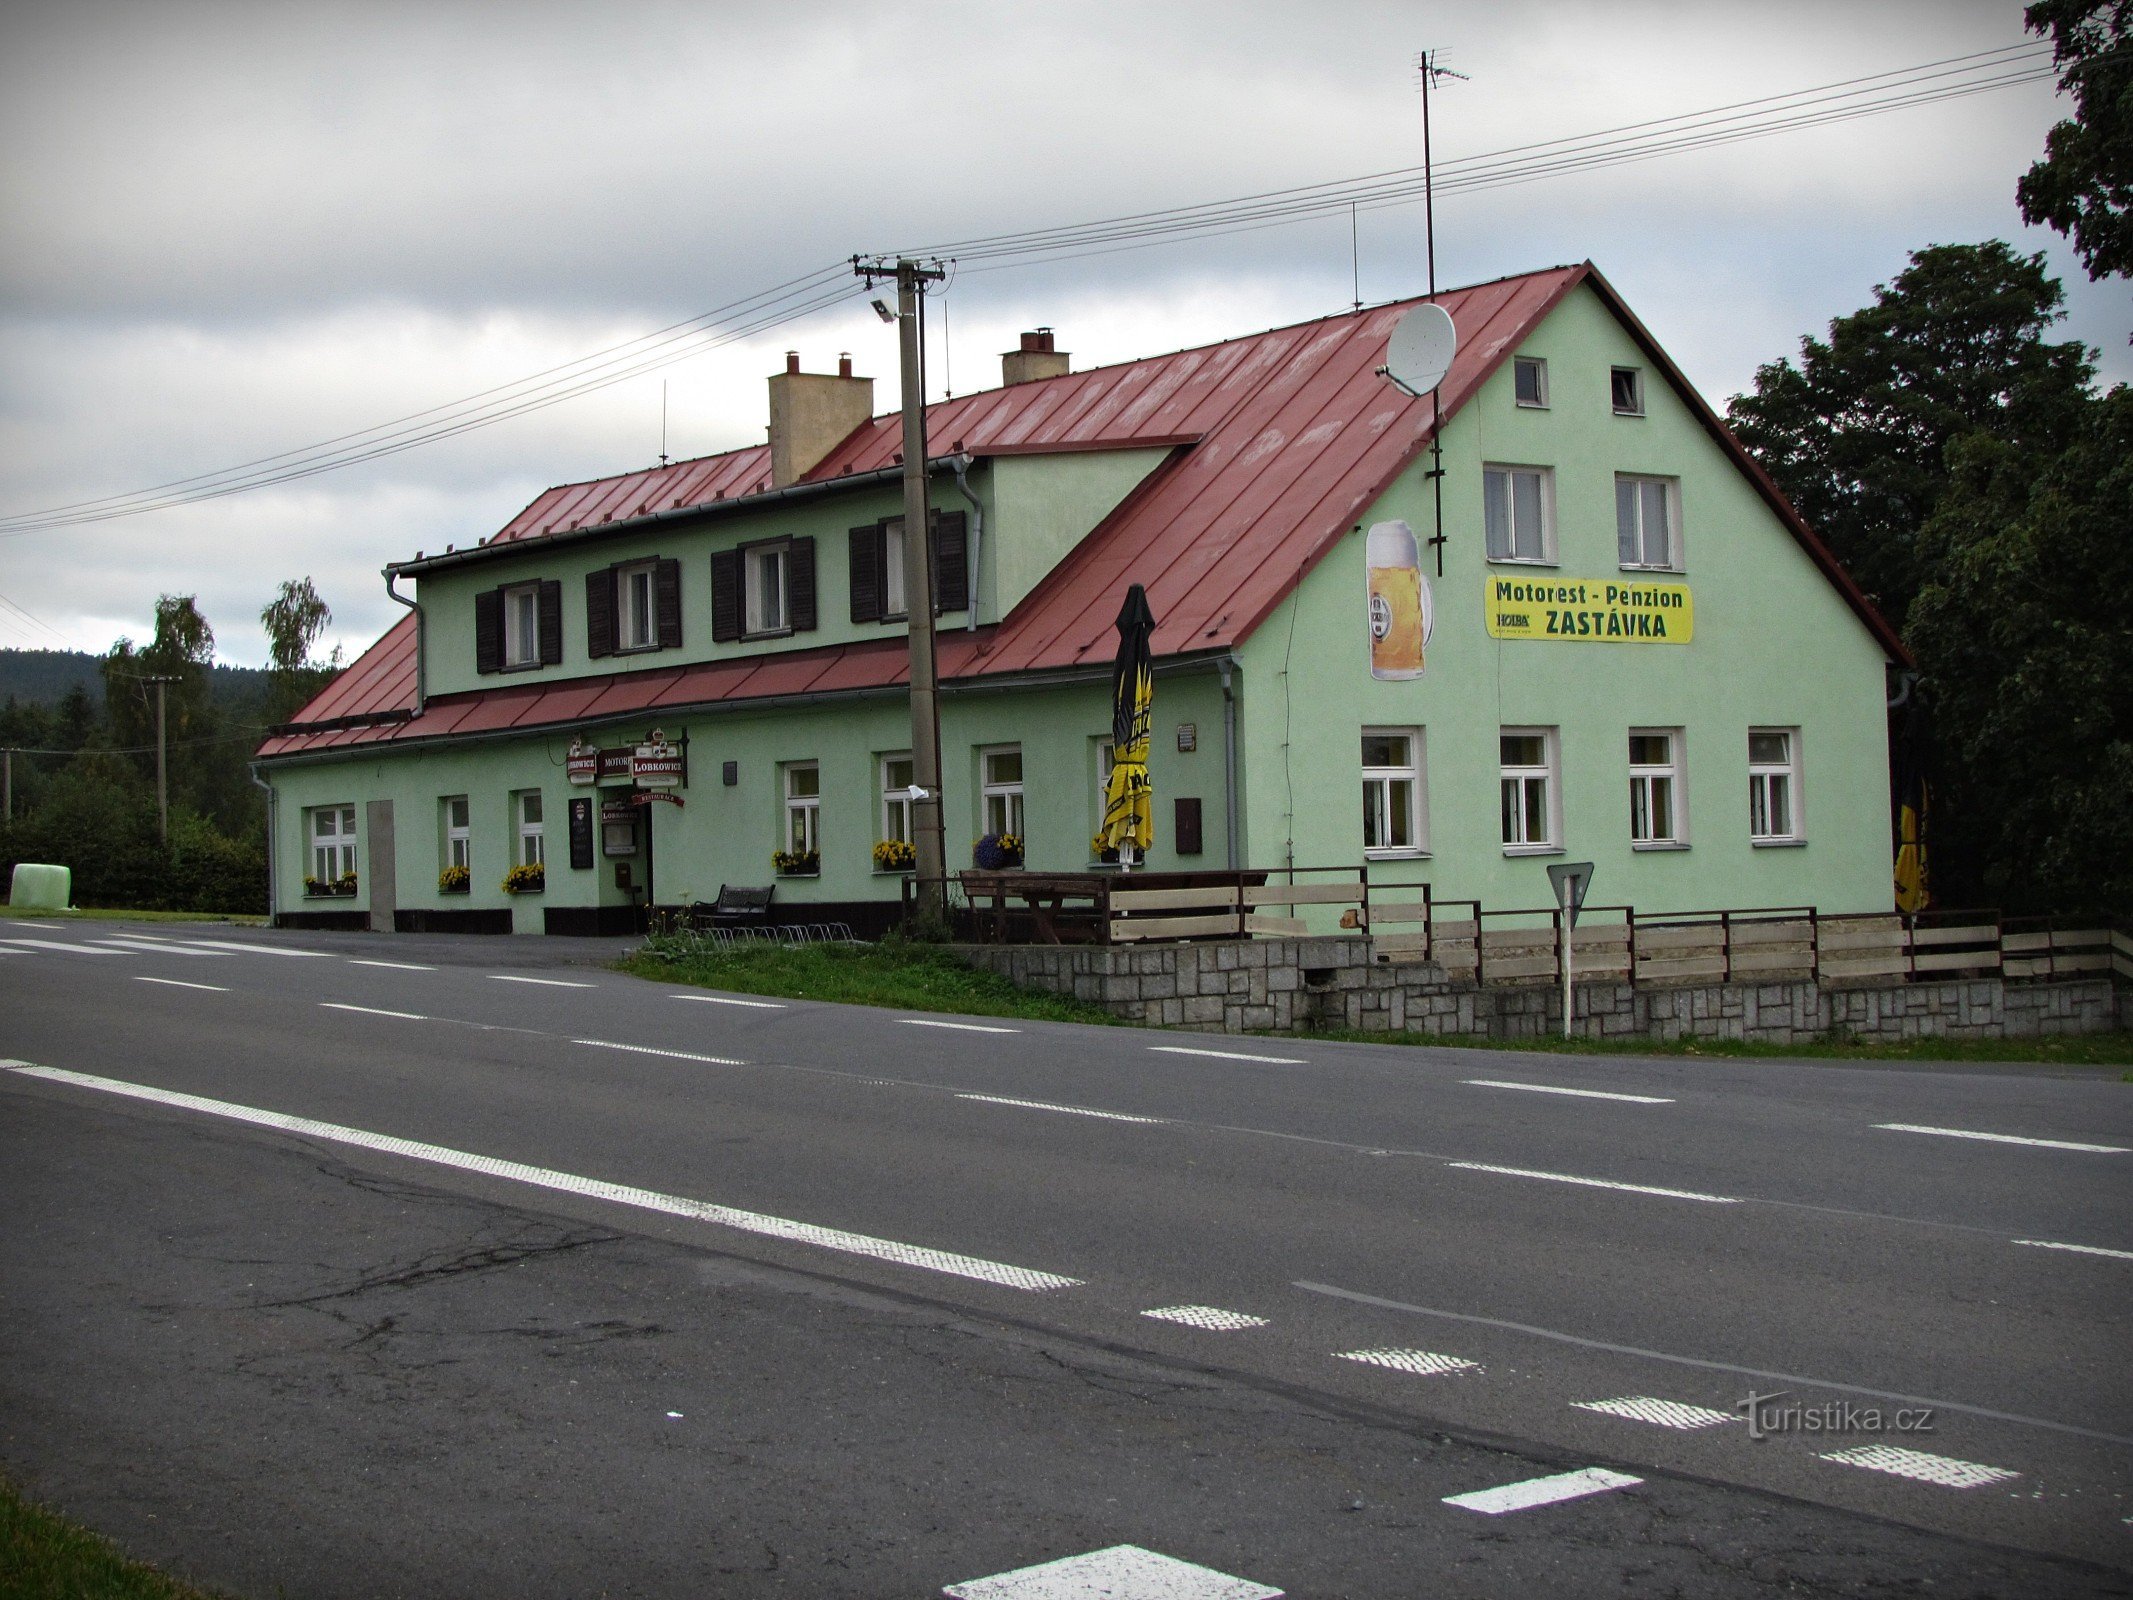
1484;577;1693;644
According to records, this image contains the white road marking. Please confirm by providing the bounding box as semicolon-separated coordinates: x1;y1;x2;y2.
1874;1123;2125;1154
1335;1347;1479;1377
320;1002;428;1021
6;921;64;929
1447;1161;1739;1204
672;994;786;1009
903;1018;1021;1034
93;939;224;956
1573;1396;1736;1430
0;938;115;954
956;1094;1165;1125
126;936;333;958
1444;1467;1642;1515
1819;1445;2019;1489
573;1039;746;1067
2;1062;1085;1293
944;1544;1282;1599
349;959;437;972
1466;1079;1673;1104
2013;1238;2133;1261
490;975;596;989
1142;1305;1269;1331
132;976;230;993
1149;1046;1305;1064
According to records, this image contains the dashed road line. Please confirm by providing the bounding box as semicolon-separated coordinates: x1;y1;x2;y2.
573;1039;746;1067
321;1002;428;1021
93;939;225;956
1819;1445;2019;1489
2013;1238;2133;1261
903;1018;1021;1034
1465;1079;1673;1104
0;938;116;955
349;959;437;972
133;976;230;993
126;936;332;958
956;1094;1165;1125
1874;1123;2126;1154
672;994;786;1009
489;975;597;989
1;1062;1084;1293
1335;1347;1479;1377
1573;1396;1736;1430
5;921;64;929
1149;1046;1305;1065
945;1544;1282;1599
1444;1467;1641;1515
1142;1305;1269;1331
1446;1161;1738;1204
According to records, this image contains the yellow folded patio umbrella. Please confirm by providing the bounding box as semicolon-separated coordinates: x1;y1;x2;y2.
1094;585;1155;869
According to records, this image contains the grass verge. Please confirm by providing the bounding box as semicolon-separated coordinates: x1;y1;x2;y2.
0;1475;233;1599
0;906;267;925
622;937;1122;1026
1276;1025;2133;1067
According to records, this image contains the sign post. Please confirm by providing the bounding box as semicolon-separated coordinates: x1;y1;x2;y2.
1546;861;1594;1041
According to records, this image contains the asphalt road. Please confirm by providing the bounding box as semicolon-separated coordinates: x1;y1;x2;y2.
2;919;2128;1598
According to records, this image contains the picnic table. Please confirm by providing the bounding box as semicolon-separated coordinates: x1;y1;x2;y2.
956;869;1269;945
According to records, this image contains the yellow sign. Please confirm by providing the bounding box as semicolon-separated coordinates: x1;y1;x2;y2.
1484;577;1693;644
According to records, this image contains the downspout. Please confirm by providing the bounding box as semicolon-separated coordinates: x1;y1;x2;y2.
248;761;277;925
948;453;984;631
1218;655;1240;870
384;567;426;713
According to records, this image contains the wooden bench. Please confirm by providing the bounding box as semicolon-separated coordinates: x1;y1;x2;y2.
692;883;775;930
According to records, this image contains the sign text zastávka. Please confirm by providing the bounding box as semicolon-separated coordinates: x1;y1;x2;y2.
1485;577;1692;644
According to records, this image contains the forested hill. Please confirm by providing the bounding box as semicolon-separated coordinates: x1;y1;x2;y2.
0;649;274;710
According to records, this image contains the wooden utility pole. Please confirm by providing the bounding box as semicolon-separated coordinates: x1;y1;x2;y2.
143;674;179;843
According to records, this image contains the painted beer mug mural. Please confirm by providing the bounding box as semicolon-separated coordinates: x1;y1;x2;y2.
1366;519;1432;680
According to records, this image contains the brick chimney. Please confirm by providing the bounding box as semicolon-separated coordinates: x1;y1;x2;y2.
1002;327;1070;387
768;351;874;487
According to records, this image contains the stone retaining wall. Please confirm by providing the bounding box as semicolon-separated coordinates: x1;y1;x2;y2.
959;937;2130;1044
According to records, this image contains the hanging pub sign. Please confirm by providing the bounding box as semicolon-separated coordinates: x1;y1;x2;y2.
632;728;685;788
566;738;600;786
1484;577;1693;644
598;748;633;780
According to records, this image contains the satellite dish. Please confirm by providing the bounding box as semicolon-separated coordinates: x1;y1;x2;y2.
1380;302;1458;398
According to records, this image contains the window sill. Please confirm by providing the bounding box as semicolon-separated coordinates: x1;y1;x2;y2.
1364;848;1431;861
1485;557;1558;568
1502;844;1563;857
1631;841;1690;853
1514;400;1549;410
871;868;915;877
1618;565;1682;576
1752;837;1808;849
1612;408;1646;419
498;660;544;674
741;627;795;643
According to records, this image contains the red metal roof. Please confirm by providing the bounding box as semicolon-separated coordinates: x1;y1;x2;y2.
259;263;1902;760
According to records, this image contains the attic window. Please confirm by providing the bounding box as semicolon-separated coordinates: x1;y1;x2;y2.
1611;366;1645;416
1514;357;1548;408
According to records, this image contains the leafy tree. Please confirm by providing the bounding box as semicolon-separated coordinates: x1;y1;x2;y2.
1726;242;2094;631
100;595;224;822
1905;388;2133;912
259;577;342;725
2019;0;2133;283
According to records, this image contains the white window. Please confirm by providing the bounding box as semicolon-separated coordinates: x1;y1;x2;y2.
1483;465;1553;563
516;789;545;868
1611;365;1645;416
981;745;1024;838
746;542;788;634
1628;730;1685;846
1499;727;1559;852
310;804;358;882
444;795;471;868
784;762;820;857
1513;356;1548;408
618;561;658;650
1616;476;1679;570
1092;738;1117;859
503;584;541;667
1362;729;1427;856
884;520;908;619
880;753;914;843
1749;728;1802;843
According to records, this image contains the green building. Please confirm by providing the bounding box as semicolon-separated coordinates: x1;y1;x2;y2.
257;264;1906;936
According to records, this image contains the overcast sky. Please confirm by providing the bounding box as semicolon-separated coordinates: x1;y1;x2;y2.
1;0;2122;668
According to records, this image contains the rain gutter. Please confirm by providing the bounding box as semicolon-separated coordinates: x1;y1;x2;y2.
384;567;426;713
1218;654;1241;870
947;454;984;630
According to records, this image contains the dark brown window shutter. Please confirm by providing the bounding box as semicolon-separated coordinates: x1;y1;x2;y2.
537;579;563;665
848;523;884;623
1174;797;1203;856
585;567;617;659
930;509;969;614
475;587;503;675
710;549;742;642
788;536;817;632
654;557;683;647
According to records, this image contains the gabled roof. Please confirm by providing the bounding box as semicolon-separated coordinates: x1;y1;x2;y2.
258;262;1903;760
